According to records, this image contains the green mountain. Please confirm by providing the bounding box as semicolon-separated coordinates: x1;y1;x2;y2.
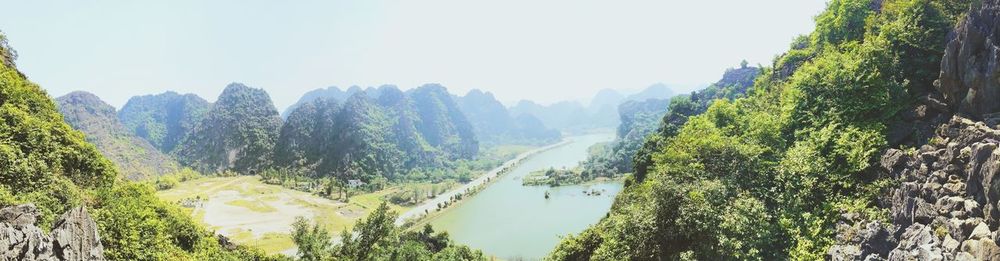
408;84;478;160
174;83;283;174
276;84;479;181
55;91;181;180
455;89;560;146
281;85;364;118
118;91;211;153
0;32;271;260
550;0;972;259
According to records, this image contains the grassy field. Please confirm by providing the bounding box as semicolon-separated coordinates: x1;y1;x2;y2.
154;145;537;255
156;176;412;255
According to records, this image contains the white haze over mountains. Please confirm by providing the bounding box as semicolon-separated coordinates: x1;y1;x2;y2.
1;1;826;111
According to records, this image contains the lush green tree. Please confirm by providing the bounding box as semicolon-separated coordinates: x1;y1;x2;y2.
291;217;333;261
550;1;974;259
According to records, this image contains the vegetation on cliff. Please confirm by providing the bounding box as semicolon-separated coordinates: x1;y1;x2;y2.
550;0;971;259
274;84;480;183
118;91;211;154
174;83;283;174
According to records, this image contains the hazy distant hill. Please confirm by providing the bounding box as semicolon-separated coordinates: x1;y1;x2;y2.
174;83;283;173
455;89;560;146
281;85;365;118
510;84;676;132
276;84;479;180
624;83;674;102
56;91;181;180
118;91;211;153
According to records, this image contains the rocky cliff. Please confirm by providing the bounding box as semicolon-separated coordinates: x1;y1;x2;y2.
935;0;1000;120
0;204;105;260
830;1;1000;260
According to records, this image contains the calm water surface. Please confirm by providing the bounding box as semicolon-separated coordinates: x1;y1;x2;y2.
430;133;622;260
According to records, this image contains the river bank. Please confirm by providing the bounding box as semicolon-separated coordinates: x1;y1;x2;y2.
427;133;621;259
395;139;573;226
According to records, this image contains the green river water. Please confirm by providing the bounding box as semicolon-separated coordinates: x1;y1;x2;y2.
429;133;623;260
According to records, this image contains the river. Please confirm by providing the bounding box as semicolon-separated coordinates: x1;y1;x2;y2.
428;133;622;260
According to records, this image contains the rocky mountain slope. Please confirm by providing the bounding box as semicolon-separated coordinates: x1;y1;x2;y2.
830;1;1000;259
56;91;181;180
118;91;210;154
174;83;283;173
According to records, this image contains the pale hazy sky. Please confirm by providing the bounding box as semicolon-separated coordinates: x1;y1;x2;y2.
1;0;827;111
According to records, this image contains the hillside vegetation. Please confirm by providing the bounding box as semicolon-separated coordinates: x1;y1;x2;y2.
0;32;276;260
56;91;184;180
550;0;972;259
581;64;760;179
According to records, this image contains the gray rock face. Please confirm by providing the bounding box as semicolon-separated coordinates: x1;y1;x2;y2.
831;117;1000;260
935;0;1000;119
0;204;105;261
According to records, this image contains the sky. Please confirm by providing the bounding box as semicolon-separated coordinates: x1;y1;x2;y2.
1;0;828;112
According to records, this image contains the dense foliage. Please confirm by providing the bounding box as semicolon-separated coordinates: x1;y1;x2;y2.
56;91;182;180
578;64;759;182
275;85;479;182
292;202;486;260
174;83;283;174
455;89;560;146
0;36;277;260
549;0;971;259
577;98;670;179
118;91;210;153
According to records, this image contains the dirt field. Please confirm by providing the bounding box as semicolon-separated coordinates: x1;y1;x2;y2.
157;176;409;255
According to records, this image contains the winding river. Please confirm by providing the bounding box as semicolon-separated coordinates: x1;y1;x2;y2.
429;133;622;260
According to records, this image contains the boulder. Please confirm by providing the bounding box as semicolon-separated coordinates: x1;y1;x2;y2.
887;224;944;261
934;0;1000;119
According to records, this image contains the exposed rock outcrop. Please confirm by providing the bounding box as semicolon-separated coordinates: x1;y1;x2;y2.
831;117;1000;260
0;204;105;261
934;0;1000;120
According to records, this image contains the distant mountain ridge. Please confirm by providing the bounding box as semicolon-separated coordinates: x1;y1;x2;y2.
455;89;560;146
56;91;182;180
510;83;676;132
275;84;479;180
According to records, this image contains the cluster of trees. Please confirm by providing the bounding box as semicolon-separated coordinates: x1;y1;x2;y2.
522;168;584;187
291;202;486;260
550;0;971;259
0;35;278;260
